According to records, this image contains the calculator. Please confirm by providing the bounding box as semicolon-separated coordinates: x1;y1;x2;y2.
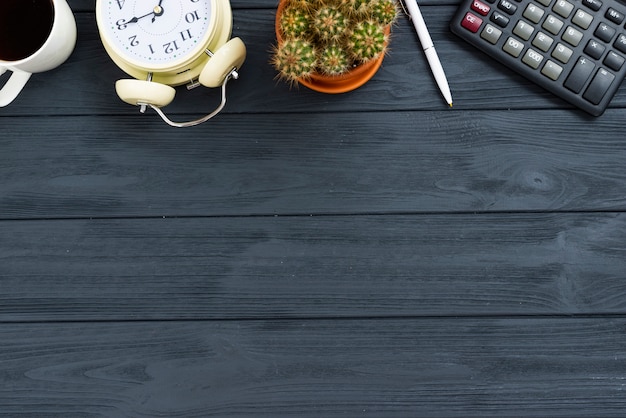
450;0;626;116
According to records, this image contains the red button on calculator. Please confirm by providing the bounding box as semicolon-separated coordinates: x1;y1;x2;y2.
471;0;490;16
461;12;483;33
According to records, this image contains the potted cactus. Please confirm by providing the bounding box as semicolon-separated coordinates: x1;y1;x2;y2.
272;0;398;93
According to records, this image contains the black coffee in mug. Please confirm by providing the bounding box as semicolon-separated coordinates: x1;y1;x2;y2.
0;0;55;61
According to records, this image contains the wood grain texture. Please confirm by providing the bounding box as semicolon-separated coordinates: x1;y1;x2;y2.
1;213;625;321
1;110;625;218
1;318;626;417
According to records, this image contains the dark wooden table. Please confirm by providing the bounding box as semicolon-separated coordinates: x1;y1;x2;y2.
2;0;626;416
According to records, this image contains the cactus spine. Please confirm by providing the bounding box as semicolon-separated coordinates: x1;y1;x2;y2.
280;6;310;39
349;20;387;63
314;7;349;42
319;43;350;75
371;0;399;26
271;39;318;85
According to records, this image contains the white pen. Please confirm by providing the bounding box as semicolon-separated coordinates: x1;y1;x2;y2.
403;0;453;107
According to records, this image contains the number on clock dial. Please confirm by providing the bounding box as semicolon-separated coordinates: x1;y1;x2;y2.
103;0;212;65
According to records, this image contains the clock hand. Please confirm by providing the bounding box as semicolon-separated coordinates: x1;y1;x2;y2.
127;11;155;24
127;4;164;24
151;1;165;23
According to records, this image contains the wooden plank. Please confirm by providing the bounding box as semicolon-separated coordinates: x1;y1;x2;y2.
1;110;625;219
1;213;625;321
5;7;625;117
1;317;625;416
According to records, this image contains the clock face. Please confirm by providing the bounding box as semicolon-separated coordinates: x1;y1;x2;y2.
97;0;215;70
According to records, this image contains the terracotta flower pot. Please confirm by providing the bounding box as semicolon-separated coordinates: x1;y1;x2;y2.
274;0;390;94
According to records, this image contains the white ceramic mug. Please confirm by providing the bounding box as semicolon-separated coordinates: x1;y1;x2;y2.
0;0;77;107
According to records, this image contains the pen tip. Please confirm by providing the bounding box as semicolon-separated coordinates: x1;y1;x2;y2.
449;102;453;108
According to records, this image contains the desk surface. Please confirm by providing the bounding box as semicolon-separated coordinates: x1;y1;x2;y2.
2;0;626;416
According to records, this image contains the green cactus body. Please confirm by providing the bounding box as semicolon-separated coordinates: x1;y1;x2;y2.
313;6;348;42
280;6;310;39
343;0;371;16
370;0;398;26
319;44;350;75
271;39;318;84
287;0;320;11
349;20;387;63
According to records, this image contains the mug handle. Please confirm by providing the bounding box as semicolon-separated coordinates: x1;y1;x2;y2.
0;68;32;107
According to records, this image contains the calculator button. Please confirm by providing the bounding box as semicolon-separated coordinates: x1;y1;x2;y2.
522;48;545;68
543;14;565;35
595;23;616;42
582;0;602;11
605;8;625;25
564;57;596;93
471;0;491;15
583;68;615;104
461;12;484;33
498;0;518;15
553;0;575;18
513;20;535;40
491;12;511;27
536;0;552;6
614;34;626;54
584;39;606;59
604;50;625;71
503;36;525;57
572;9;594;29
481;24;503;43
532;31;554;52
523;3;545;23
563;26;584;46
552;42;574;63
542;60;564;80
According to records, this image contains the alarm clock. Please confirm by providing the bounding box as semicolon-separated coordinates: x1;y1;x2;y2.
95;0;246;127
